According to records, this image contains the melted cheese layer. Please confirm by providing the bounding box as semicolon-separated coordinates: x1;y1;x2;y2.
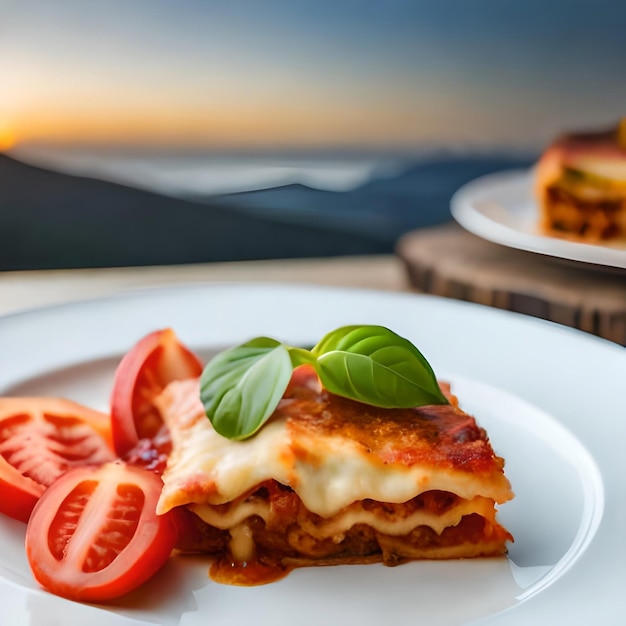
190;494;496;538
156;379;513;519
572;156;626;184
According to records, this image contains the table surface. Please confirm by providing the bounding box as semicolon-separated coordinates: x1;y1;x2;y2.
2;225;624;346
0;255;409;317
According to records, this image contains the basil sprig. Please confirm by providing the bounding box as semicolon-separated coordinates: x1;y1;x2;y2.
200;325;448;441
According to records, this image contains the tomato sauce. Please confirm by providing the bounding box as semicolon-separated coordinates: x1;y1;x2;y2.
123;424;172;474
209;556;292;586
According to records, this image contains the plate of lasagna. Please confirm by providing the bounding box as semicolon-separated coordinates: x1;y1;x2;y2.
451;170;626;270
0;283;624;626
451;121;626;270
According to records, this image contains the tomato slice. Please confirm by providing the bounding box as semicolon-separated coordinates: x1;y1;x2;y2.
110;328;203;457
25;461;178;602
0;398;115;522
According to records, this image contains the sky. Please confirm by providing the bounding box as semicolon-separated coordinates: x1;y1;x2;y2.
1;0;625;155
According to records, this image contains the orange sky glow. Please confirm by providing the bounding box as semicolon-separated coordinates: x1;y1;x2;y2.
2;1;625;156
1;81;482;152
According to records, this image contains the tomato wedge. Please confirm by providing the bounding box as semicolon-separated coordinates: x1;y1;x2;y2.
25;461;178;602
110;328;203;457
0;398;115;522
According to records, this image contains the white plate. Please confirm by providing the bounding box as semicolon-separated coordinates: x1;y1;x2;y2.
0;283;624;626
451;169;626;270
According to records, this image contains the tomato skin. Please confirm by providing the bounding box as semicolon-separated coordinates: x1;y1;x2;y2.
110;328;203;457
284;364;320;397
0;464;42;523
25;462;178;603
0;397;115;522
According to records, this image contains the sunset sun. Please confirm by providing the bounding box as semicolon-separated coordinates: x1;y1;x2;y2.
0;127;17;152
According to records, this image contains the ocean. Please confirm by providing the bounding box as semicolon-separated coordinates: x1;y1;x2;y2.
10;147;412;197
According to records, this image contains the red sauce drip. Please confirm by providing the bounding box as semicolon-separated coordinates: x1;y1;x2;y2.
123;424;172;474
209;557;292;586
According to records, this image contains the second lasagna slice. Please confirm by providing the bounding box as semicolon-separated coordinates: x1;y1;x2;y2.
535;119;626;242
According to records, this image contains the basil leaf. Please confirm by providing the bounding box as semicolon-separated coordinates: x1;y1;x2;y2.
311;325;448;407
199;337;293;440
200;325;448;441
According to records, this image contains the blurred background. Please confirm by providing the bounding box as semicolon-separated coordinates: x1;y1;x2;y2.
1;0;624;270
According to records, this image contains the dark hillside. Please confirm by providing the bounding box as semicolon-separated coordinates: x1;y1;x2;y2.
0;154;391;271
209;154;534;239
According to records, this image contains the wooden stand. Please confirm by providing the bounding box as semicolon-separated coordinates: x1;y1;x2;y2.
396;223;626;345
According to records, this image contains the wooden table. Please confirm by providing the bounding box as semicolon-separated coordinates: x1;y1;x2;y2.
397;223;626;345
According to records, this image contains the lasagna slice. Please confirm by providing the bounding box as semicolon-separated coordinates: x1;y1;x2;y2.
535;118;626;242
156;368;513;585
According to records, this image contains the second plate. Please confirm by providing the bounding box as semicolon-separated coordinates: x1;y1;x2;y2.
450;169;626;270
